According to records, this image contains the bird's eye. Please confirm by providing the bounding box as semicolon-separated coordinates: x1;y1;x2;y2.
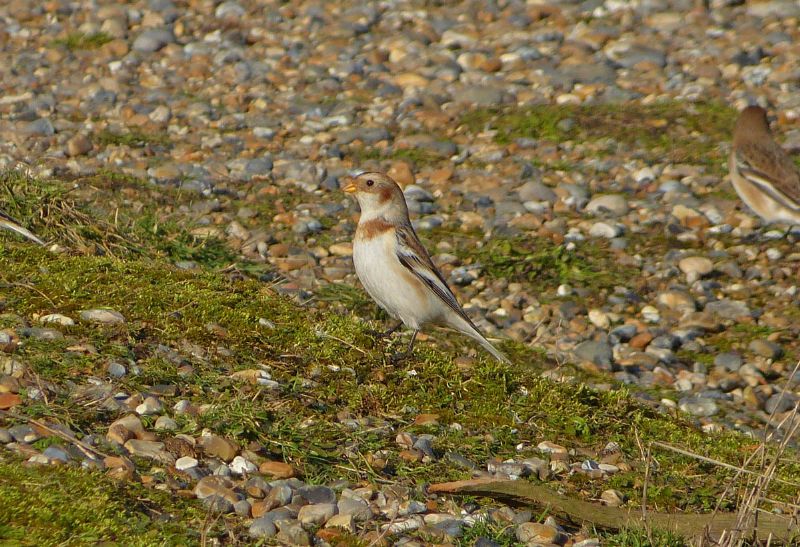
366;179;374;186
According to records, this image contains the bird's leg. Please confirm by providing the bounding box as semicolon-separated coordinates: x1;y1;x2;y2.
366;321;403;339
390;329;418;364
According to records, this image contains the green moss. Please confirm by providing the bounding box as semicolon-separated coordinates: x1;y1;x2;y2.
0;459;202;545
50;32;113;51
2;160;800;537
465;236;632;295
349;146;447;167
456;519;517;546
599;526;686;547
0;170;234;267
95;128;171;149
461;101;736;174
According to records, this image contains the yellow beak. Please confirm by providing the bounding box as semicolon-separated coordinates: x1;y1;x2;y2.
343;176;357;193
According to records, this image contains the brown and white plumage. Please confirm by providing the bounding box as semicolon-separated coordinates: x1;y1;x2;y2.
344;172;509;363
729;105;800;226
0;210;44;245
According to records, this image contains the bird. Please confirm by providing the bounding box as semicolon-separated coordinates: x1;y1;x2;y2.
343;171;509;363
729;105;800;228
0;210;44;245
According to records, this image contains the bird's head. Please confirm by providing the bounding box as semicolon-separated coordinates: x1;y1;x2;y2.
343;172;408;221
735;105;771;141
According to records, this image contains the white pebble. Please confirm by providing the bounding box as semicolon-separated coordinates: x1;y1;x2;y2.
641;305;660;323
230;456;257;475
765;248;782;260
175;456;199;471
556;284;573;297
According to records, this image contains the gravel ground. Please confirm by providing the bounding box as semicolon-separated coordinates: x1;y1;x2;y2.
1;0;800;545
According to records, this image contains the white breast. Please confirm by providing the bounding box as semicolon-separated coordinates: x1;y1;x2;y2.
353;231;438;330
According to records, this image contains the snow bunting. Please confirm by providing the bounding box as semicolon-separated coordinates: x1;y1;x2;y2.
729;105;800;227
344;172;509;363
0;210;44;245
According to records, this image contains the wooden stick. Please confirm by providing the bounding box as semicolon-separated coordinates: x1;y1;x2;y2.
428;479;797;542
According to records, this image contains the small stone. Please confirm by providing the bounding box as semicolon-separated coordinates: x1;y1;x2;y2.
249;516;278;538
234;499;251;517
679;396;718;417
517;181;558;204
80;309;125;324
338;497;372;521
175;456;198;471
601;489;626;506
516;522;567;545
259;460;295;478
574;340;613;368
589;221;622;238
537;441;568;456
154;416;177;431
325;513;355;533
588;309;610;329
106;414;145;444
39;314;75;326
194;476;238;504
748;339;783;360
107;362;127;378
263;484;293;510
135;396;162;415
586;194;629;217
0;393;22;410
124;439;174;463
24;118;55;137
9;425;42;443
230;455;258;475
705;299;751;320
203;495;234;513
714;352;742;371
298;485;336;504
387;161;415;186
276;520;311;546
679;257;713;282
132;28;174;52
298;503;337;527
66;135;92;156
641;305;661;323
42;446;70;463
765;393;798;414
104;456;135;480
200;435;238;462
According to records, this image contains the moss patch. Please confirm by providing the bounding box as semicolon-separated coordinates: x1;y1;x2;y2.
461;101;736;174
0;459;203;545
50;32;113;51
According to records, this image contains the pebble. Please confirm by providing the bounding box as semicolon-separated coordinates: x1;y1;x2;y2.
679;257;714;282
297;503;337;527
200;435;238;462
230;455;258;475
80;309;126;325
132;28;174;52
749;339;783;360
176;456;199;471
679;396;719;417
586;194;629;217
39;314;75;326
107;362;127;378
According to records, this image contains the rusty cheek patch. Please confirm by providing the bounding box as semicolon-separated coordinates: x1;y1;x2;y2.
356;218;395;240
378;186;395;204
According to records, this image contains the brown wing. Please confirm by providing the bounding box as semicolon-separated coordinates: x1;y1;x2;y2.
394;222;479;329
736;140;800;206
